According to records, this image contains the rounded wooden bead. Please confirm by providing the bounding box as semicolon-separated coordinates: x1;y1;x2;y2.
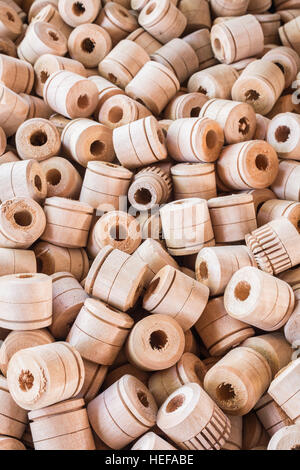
125;61;180;116
271;160;300;201
85;246;147;312
257;199;300;230
224;266;295;331
195;296;255;357
87;375;157;449
76;359;108;403
0;329;54;376
125;314;185;371
157;382;231;450
49;272;88;339
126;27;162;55
195;245;257;297
0;437;26;450
210;0;249;17
148;352;206;406
171;163;216;201
0;247;36;278
128;166;172;212
179;0;211;32
95;2;138;46
132;432;176;450
102;363;149;390
61;118;114;167
42;197;93;248
217;140;279;190
34;54;87;97
40;156;82;199
0;54;33;95
232;60;285;115
0;1;23;40
255;393;292;437
43;71;99;119
98;94;151;129
58;0;101;27
267;112;300;160
246;218;300;275
199;99;257;144
29;398;95;450
183;29;217;70
0;376;27;439
0;85;29;137
87;211;141;258
268;425;300;450
15;118;60;162
163;92;208;120
268;358;300;423
68;23;112;69
67;298;134;365
0;197;46;249
188;65;239;100
262;46;300;88
113;116;168;169
143;266;209;332
166;117;224;164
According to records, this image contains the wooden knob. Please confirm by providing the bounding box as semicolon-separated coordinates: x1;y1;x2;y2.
0;375;28;439
68;23;112;69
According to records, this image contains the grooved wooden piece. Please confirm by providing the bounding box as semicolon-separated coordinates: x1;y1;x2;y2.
76;359;108;403
40;156;82;199
0;85;29;137
254;393;293;437
0;54;34;94
0;1;23;40
188;65;239;100
102;363;150;390
98;94;151;129
16;117;61;161
68;23;112;69
128;165;172;211
95;2;138;46
0;375;28;439
271;160;300;201
171;163;217;201
58;0;101;27
179;0;211;32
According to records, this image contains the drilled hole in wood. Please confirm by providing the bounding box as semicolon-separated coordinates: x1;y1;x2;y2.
149;329;168;351
198;261;208;281
77;94;89;109
19;370;34;391
30;130;47;146
6;12;15;22
40;70;50;83
245;89;260;101
206;130;217;149
90;140;105;156
275;62;285;74
73;2;85;15
275;125;290;143
108;73;117;84
166;394;185;413
190;107;200;117
108;106;123;123
109;224;127;241
255;154;269;171
235;281;251;301
137;390;149;408
217;383;236;401
48;30;59;41
239;117;250;135
34;175;42;191
134;188;152;205
46;169;61;186
81;38;95;53
198;86;207;95
14;210;32;227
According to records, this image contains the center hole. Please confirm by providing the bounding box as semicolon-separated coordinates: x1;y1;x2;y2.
255;154;269;171
14;210;32;227
46;169;61;186
134;188;152;206
217;383;236;401
108;106;124;123
239;117;250;135
19;370;34;391
234;281;251;301
18;274;33;279
34;175;42;191
77;94;89;109
198;261;208;281
245;89;260;101
275;125;291;143
90;140;105;157
206;130;217;149
30;130;48;147
48;31;58;41
40;70;50;84
73;1;85;15
149;330;168;351
81;38;95;53
108;73;117;84
146;3;156;14
166;394;185;413
109;224;127;241
190;107;200;117
198;86;207;95
275;62;285;73
137;390;149;408
6;12;15;22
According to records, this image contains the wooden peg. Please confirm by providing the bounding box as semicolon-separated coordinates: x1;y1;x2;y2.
271;160;300;201
95;2;138;46
183;29;217;71
210;0;249;17
267;112;300;160
128;166;172;211
15;118;60;162
0;437;26;450
58;0;101;27
68;23;112;69
0;85;29;137
0;1;23;40
102;363;150;390
76;359;108;403
98;94;151;129
171;163;217;201
188;65;239;100
0;376;27;439
132;432;177;450
268;425;300;450
0;54;33;95
254;393;293;437
126;27;162;55
40;156;82;199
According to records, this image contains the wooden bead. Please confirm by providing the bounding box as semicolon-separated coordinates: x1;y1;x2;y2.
178;0;211;32
224;266;295;331
136;210;161;240
34;241;89;281
43;71;99;119
157;382;231;450
68;23;112;69
27;0;59;21
139;0;187;44
201;99;257;146
204;346;272;416
208;194;257;243
0;329;54;376
61;118;114;167
279;16;300;54
268;358;300;423
210;0;249;17
267;112;300;160
171;163;217;201
79;161;132;212
132;432;177;450
42;197;93;248
271;159;300;201
262;46;300;88
87;211;141;258
232;60;285;115
125;314;185;371
50;272;88;339
163;92;208;120
267;95;300;120
15;118;61;162
217;140;279;190
126;27;162;55
126;61;180;116
0;197;46;249
0;1;23;40
0;85;29;137
40;156;82;199
143;266;209;331
34;54;87;97
195;296;255;357
58;0;101;27
257;199;300;230
113;116;168;169
95;2;138;46
87;375;157;449
223;415;243;450
268;424;300;450
102;363;150;390
255;394;293;436
29;398;95;450
255;13;281;44
0;376;27;439
20;93;52;120
166;117;224;164
128;166;172;211
0;247;36;277
89;75;125;118
76;359;107;403
148;352;206;406
98;94;151;129
188;65;239;100
211;15;264;65
0;437;26;450
246;218;300;275
183;29;217;71
85;246;147;312
67;298;134;365
0;54;33;95
7;341;84;410
31;4;72;39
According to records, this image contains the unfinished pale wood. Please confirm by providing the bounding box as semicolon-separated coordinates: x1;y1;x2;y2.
98;94;151;129
125;314;185;371
163;92;208;120
223;415;243;450
257;199;300;230
128;166;172;211
87;374;158;449
136;210;162;240
31;4;72;39
0;376;27;439
262;46;300;88
267;112;300;160
0;151;19;165
0;1;23;40
7;341;85;410
255;13;281;44
95;2;138;46
89;75;125;118
132;432;177;450
254;114;270;140
76;359;108;403
171;163;217;201
255;393;293;437
279;9;300;23
271;160;300;201
183;29;217;70
224;266;295;331
58;0;101;27
68;23;112;69
268;425;300;450
15;118;61;162
0;247;36;278
0;437;26;450
0;85;29;137
279;16;300;54
188;65;239;100
284;281;300;345
102;363;150;390
243;410;270;449
0;54;33;95
210;0;250;17
127;27;162;55
179;0;211;32
27;0;59;21
0;37;17;57
267;95;300;120
20;93;52;120
248;0;272;13
40;156;82;199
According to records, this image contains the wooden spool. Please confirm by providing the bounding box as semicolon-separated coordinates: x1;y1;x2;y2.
268;425;300;450
136;210;162;240
43;71;99;119
34;241;89;281
195;296;255;357
87;375;158;449
271;160;300;201
0;197;46;249
267;95;300;120
0;376;27;439
76;359;108;403
0;85;29;137
58;0;101;27
204;346;272;416
15;118;61;162
0;329;54;376
195;245;257;297
0;54;34;95
102;363;149;390
179;0;211;32
98;94;151;129
163;92;209;120
7;341;85;410
113;116;168;169
210;0;249;17
85;246;147;312
127;27;162;55
284;282;300;345
27;0;59;21
224;266;295;331
255;393;293;437
67;298;134;365
40;156;82;199
188;65;239;100
29;399;95;450
255;13;281;44
157;383;231;450
171;163;216;201
279;16;300;54
48;113;71;135
89;75;125;118
20;93;52;120
267;112;300;160
199;99;257;144
125;314;185;371
128;166;172;211
248;0;272;13
0;437;26;450
131;432;177;450
183;29;217;71
143;265;209;331
0;1;23;40
0;247;36;278
95;2;138;46
68;23;112;69
257;199;300;230
31;4;71;38
160;198;215;256
278;8;300;23
262;46;300;88
148;352;206;406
